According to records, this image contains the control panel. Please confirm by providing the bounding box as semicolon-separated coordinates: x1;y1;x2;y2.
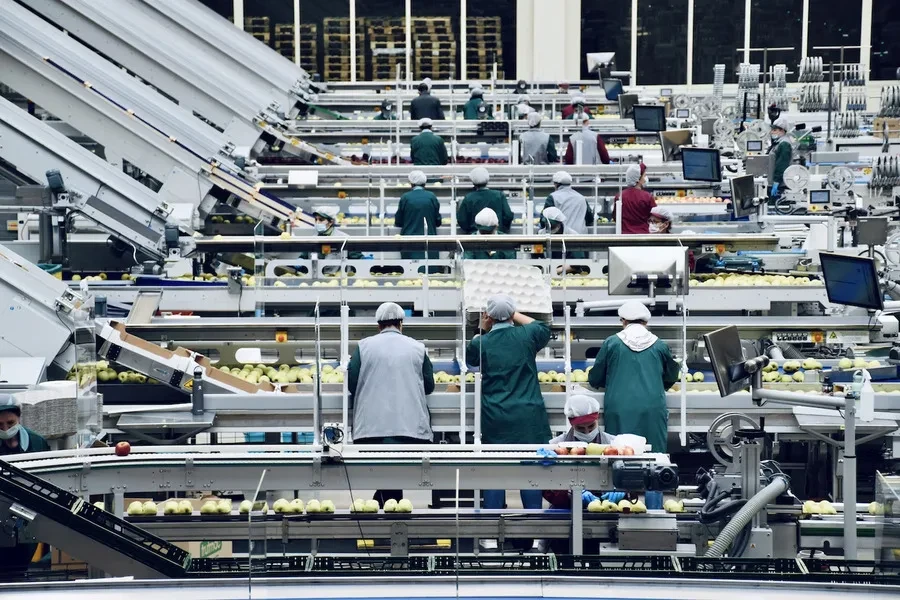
772;330;870;345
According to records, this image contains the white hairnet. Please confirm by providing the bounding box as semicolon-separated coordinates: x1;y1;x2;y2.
564;394;600;419
313;206;339;220
772;116;791;132
625;164;643;187
375;302;405;323
552;171;572;185
471;87;484;97
418;117;433;129
650;206;675;222
469;166;490;186
542;206;566;223
474;207;499;228
618;300;651;323
527;112;543;127
422;77;433;90
408;170;427;186
486;294;516;321
0;393;18;414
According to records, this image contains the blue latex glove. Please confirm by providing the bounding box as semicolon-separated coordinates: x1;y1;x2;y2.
601;491;625;503
770;183;779;196
535;447;557;466
582;491;601;507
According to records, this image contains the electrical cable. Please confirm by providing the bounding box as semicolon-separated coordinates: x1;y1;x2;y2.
322;430;371;557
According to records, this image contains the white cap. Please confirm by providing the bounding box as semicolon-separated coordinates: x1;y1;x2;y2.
618;300;652;323
471;87;484;97
552;171;572;185
564;394;600;420
418;117;433;129
313;206;339;220
527;112;543;127
486;294;516;321
625;164;643;187
573;95;586;105
408;170;427;186
469;166;490;186
650;206;675;222
375;302;405;323
772;116;791;132
542;206;567;223
474;207;499;228
422;77;433;89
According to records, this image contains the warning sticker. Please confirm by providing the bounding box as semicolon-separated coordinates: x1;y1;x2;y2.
828;332;838;340
183;379;194;390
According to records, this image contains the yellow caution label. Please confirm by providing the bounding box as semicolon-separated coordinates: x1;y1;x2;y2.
183;379;194;390
828;332;838;340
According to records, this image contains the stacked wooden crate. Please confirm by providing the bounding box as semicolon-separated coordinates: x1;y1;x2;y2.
323;17;365;81
413;17;456;80
273;23;318;75
368;19;406;81
243;16;271;46
466;16;503;80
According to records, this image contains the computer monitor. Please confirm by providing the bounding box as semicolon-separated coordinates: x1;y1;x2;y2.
607;246;690;297
809;189;831;204
682;148;722;182
660;88;673;97
633;105;666;132
659;129;693;162
730;175;757;219
675;108;690;119
618;93;639;118
602;78;624;101
819;253;883;311
746;139;763;153
703;325;752;398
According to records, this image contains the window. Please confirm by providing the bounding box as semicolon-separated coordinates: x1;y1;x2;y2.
808;0;861;66
748;0;803;77
693;0;744;84
466;1;516;81
581;2;632;80
872;0;900;80
637;0;688;85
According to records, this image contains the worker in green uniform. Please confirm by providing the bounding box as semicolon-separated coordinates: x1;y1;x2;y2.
410;118;449;166
456;167;514;234
373;99;396;120
466;294;550;549
768;116;794;196
588;300;680;453
462;86;486;120
395;170;442;260
462;208;516;260
0;395;50;577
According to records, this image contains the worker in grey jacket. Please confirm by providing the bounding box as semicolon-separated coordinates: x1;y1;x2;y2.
519;112;558;165
544;171;593;234
348;302;435;505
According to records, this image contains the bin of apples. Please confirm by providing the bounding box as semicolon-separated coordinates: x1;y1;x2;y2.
555;443;635;456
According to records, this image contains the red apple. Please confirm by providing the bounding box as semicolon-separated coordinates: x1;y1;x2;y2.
115;441;131;456
555;446;569;455
621;447;635;456
603;446;619;456
571;447;586;456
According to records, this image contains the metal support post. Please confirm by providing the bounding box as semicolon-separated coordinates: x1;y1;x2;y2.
843;393;857;560
571;483;584;555
474;372;482;448
340;302;350;442
564;304;572;398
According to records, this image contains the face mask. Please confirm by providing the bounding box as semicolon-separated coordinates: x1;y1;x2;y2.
771;134;780;143
0;424;21;440
573;427;598;442
315;222;328;233
649;223;663;233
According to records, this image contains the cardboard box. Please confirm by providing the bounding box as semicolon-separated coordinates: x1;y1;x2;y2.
111;322;173;360
194;355;263;394
51;548;87;570
174;540;233;559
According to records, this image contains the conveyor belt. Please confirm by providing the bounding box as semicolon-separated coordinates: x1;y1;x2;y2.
0;460;189;578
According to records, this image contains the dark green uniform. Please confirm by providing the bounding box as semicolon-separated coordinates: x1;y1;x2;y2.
457;188;514;234
462;98;486;120
410;130;449;166
374;112;396;121
463;244;517;260
395;186;442;259
0;427;49;455
0;426;50;574
466;321;552;444
770;138;793;187
588;332;680;453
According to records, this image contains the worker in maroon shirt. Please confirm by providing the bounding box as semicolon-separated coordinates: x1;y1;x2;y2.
563;114;610;165
616;163;656;234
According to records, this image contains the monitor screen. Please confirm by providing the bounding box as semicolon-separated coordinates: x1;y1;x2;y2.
660;88;673;97
618;93;639;118
746;139;763;152
810;189;831;204
681;148;722;182
820;253;883;311
633;105;666;132
730;175;756;219
675;108;690;118
602;78;624;101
